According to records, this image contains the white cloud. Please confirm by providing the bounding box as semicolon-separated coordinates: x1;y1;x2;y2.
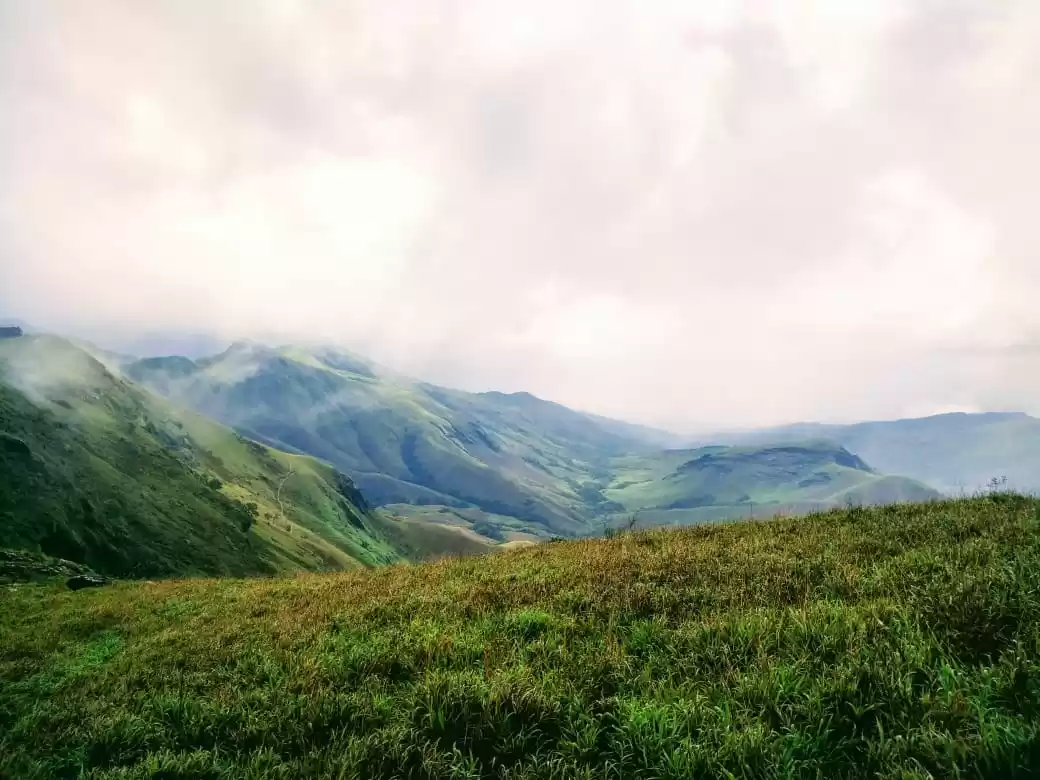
766;0;907;111
784;167;995;342
1;0;1038;429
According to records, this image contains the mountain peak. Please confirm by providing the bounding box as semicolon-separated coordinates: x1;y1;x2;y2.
479;390;544;405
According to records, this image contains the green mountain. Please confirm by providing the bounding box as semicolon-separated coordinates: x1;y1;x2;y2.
127;343;670;538
716;412;1040;495
128;343;938;536
0;335;410;577
605;441;940;526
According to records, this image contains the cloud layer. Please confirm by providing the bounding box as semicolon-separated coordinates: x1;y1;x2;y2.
2;0;1038;429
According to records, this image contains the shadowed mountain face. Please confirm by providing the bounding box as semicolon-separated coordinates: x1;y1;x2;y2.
128;344;939;536
712;412;1040;495
0;336;408;577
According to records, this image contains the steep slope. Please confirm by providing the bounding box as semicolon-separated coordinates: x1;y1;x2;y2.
128;344;675;537
0;336;404;577
716;412;1040;494
605;442;940;525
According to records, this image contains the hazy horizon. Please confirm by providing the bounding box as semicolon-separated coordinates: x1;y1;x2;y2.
3;1;1038;430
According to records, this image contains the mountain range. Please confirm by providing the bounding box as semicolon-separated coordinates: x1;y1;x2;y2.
5;327;1036;578
126;341;946;536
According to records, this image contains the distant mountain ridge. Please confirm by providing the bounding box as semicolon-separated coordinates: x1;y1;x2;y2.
605;441;940;526
711;412;1040;494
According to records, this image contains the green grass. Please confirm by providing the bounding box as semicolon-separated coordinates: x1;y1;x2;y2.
376;505;496;560
4;496;1040;778
382;504;545;549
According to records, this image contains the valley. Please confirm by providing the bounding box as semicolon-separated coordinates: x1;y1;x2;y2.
2;3;1032;774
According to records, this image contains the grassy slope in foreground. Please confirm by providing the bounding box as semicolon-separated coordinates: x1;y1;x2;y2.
0;336;402;577
3;496;1040;778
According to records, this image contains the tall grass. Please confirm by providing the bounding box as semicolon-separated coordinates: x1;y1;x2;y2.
3;496;1040;778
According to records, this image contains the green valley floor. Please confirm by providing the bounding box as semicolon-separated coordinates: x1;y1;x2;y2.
3;496;1040;778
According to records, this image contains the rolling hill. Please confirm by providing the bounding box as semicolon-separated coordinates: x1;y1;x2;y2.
0;335;417;577
714;412;1040;495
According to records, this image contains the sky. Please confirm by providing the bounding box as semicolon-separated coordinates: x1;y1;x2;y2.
1;0;1038;431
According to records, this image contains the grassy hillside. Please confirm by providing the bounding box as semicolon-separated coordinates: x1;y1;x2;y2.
717;412;1040;495
605;442;940;527
0;336;404;577
3;496;1040;778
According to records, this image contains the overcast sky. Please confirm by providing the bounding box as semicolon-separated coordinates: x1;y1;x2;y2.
1;1;1038;430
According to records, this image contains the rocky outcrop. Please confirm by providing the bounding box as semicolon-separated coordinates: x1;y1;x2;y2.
66;574;109;590
0;548;96;584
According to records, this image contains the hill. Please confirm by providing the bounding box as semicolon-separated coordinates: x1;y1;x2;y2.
605;442;940;527
127;344;933;537
3;496;1040;777
716;412;1040;495
0;336;411;577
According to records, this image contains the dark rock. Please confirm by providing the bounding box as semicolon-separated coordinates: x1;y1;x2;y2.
66;574;108;590
0;326;23;339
